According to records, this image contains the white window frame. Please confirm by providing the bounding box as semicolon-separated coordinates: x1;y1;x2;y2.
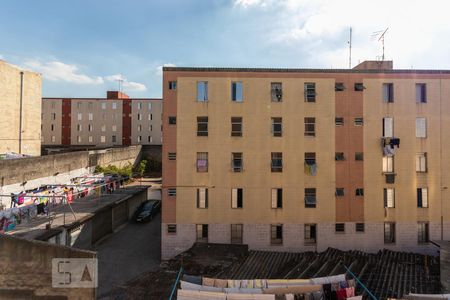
382;156;394;173
231;188;243;208
383;117;393;137
416;117;427;138
197;188;208;208
416;153;427;172
384;188;395;208
271;188;282;209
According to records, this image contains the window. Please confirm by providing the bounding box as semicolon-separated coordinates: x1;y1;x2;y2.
272;117;282;137
51;136;56;142
382;83;394;103
231;81;243;102
149;114;152;121
232;152;243;172
148;102;152;110
355;152;364;161
137;136;142;142
77;113;82;121
77;102;82;109
77;124;82;132
231;224;243;244
112;135;117;143
168;188;176;196
77;136;82;143
51;113;56;120
197;117;208;136
168;116;176;125
88;113;93;121
196;188;208;208
51;124;54;131
196;224;208;242
356;188;364;196
416;153;427;172
270;224;283;245
137;102;142;110
271;152;283;172
51;102;56;109
354;118;363;126
102;113;106;120
356;223;365;233
148;136;152;143
137;125;142;132
197;152;208;172
417;188;428;208
231;117;242;137
150;125;153;131
101;125;106;132
304;83;316;102
335;188;344;197
271;188;282;208
304;152;316;169
335;223;345;233
418;222;429;244
88;102;93;109
169;81;177;90
305;188;316;208
382;156;394;173
100;136;106;143
335;152;345;161
354;83;364;91
112;125;117;132
88;136;93;143
416;83;427;103
101;102;106;110
88;124;93;132
335;82;345;91
231;188;243;208
304;224;317;245
416;118;427;138
335;117;344;126
168;152;176;160
304;117;315;136
383;117;393;137
167;224;177;234
271;82;282;102
138;114;142;121
384;188;395;208
197;81;208;102
384;222;396;244
112;102;117;109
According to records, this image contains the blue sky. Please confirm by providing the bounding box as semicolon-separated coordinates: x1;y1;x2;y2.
1;0;449;98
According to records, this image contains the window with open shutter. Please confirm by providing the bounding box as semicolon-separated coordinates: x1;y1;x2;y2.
383;117;393;137
416;118;426;138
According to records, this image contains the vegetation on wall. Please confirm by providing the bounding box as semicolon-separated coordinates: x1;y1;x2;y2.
95;163;133;178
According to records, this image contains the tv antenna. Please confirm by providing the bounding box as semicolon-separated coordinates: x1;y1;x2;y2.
115;76;124;92
371;28;388;61
348;27;352;68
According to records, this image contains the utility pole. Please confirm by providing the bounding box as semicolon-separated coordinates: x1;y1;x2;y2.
348;27;352;69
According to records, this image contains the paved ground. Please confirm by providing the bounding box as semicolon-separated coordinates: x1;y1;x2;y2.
96;187;162;298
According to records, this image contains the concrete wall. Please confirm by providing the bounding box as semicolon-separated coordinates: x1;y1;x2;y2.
0;60;41;156
0;234;96;299
0;146;142;208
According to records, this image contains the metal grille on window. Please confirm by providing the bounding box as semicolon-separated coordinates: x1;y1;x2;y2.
304;117;315;136
305;188;316;208
197;152;208;172
304;83;316;102
232;153;243;172
271;152;283;172
271;82;282;102
231;117;242;137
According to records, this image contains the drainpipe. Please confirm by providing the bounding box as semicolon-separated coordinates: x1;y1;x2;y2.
19;71;24;154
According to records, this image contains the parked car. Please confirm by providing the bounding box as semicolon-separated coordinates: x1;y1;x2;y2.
133;200;161;222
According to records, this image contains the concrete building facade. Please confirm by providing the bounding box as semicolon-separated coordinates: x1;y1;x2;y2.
161;61;450;259
42;91;162;149
0;60;42;156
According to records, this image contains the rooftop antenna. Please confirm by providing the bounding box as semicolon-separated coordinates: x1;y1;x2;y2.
348;27;352;68
371;28;389;61
115;76;124;92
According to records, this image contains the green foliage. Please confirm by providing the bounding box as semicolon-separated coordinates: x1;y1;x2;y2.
134;160;147;177
95;163;133;178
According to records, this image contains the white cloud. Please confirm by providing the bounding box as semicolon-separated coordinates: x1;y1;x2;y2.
155;63;176;76
104;74;146;91
233;0;272;8
234;0;450;69
0;54;3;60
23;60;104;84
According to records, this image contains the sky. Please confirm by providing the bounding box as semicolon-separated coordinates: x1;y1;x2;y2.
1;0;449;98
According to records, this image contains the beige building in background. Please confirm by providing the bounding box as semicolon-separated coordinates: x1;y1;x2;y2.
42;91;162;149
161;61;450;259
0;60;41;156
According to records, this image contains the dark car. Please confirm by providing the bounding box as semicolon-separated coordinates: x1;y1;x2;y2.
134;200;161;222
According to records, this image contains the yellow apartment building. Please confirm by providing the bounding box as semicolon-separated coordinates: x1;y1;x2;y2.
0;60;42;156
161;61;450;259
